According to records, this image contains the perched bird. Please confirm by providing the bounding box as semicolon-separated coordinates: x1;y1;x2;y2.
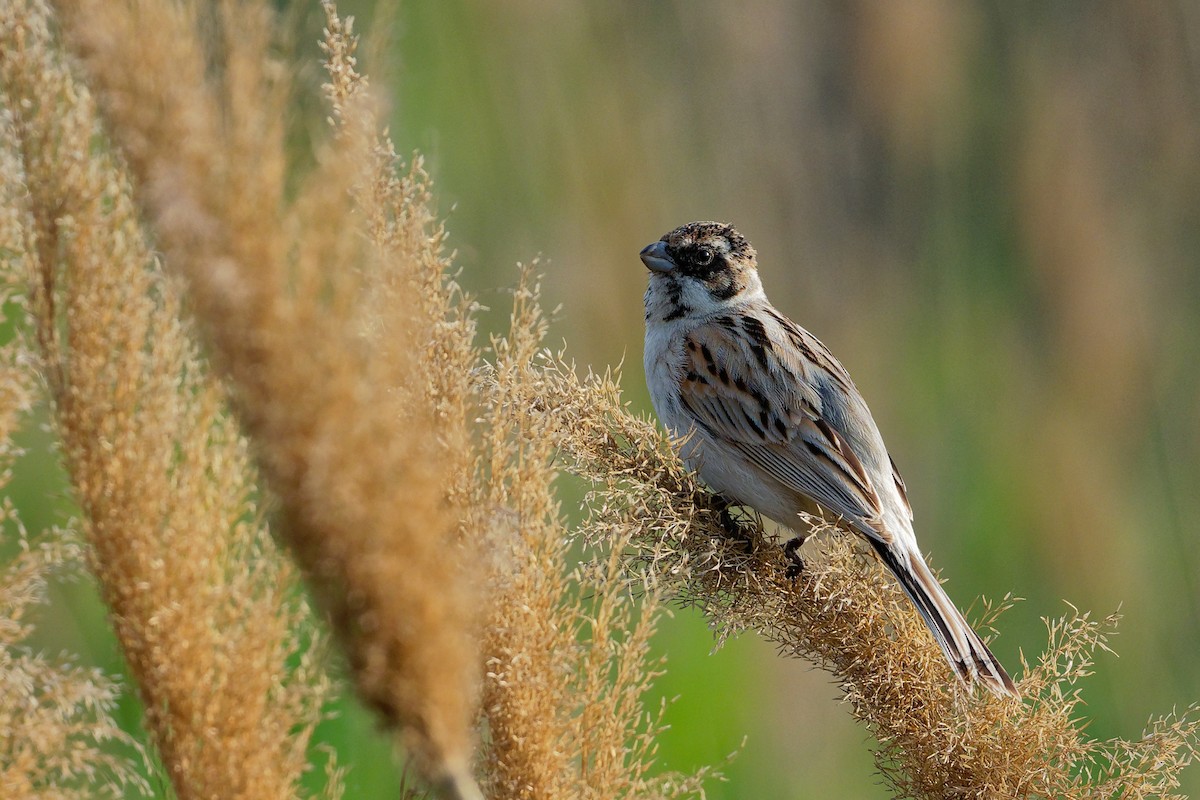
640;221;1017;697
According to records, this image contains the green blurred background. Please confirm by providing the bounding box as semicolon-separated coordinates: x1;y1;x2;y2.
15;1;1200;796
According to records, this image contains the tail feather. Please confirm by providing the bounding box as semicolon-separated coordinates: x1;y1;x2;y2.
869;539;1018;698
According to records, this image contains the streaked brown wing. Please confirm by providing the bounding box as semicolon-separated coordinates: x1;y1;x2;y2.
679;323;887;538
890;454;913;520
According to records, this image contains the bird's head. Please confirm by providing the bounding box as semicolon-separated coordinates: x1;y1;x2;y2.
640;222;762;316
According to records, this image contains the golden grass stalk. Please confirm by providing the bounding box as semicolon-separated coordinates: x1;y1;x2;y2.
0;102;147;799
327;11;723;797
495;291;1200;798
48;0;481;794
1;2;334;797
476;267;718;799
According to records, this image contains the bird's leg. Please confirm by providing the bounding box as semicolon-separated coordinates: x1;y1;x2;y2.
711;495;755;554
783;538;805;578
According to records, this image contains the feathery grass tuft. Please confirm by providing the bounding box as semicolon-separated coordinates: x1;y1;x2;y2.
476;267;721;798
48;0;483;794
1;1;336;797
0;97;148;799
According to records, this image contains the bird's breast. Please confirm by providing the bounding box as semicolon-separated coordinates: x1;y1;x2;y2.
643;321;686;426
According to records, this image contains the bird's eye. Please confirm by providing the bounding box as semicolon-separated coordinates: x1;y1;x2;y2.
694;247;714;267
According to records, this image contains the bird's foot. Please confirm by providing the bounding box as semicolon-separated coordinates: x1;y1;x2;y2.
712;496;755;554
783;538;805;578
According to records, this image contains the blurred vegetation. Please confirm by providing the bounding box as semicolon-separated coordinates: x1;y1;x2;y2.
11;0;1200;797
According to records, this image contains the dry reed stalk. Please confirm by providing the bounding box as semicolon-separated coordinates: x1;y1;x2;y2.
476;267;718;799
0;1;334;797
325;10;723;797
0;101;147;799
491;288;1200;798
326;10;723;796
49;0;481;795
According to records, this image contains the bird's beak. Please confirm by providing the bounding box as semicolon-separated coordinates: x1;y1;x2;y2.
639;240;676;273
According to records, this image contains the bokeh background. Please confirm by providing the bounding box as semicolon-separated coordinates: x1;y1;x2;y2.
13;1;1200;796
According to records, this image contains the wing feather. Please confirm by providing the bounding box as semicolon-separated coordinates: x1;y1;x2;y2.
890;454;913;520
679;321;888;539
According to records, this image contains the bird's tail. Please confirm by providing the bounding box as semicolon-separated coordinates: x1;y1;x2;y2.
869;539;1018;698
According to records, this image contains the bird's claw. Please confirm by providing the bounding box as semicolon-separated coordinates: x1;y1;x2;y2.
712;497;755;554
783;538;805;578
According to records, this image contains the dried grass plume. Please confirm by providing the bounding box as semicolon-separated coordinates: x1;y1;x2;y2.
0;94;147;799
2;1;335;797
476;268;720;798
48;0;481;795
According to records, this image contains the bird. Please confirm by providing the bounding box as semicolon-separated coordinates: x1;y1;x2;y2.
640;220;1018;697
